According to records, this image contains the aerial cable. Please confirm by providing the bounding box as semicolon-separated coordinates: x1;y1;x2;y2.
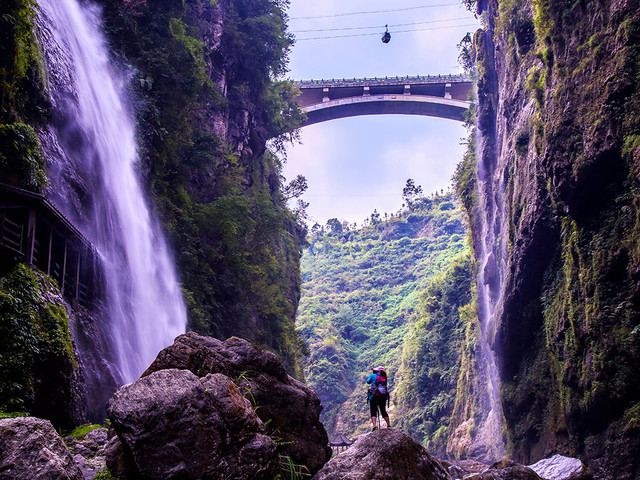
295;23;477;41
290;3;462;20
291;16;471;34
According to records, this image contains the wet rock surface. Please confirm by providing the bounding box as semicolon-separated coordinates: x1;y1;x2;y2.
105;368;278;480
143;332;332;473
311;428;452;480
528;454;592;480
0;416;83;480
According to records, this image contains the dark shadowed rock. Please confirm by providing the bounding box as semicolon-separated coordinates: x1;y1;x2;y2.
64;427;108;480
528;455;593;480
465;459;543;480
311;428;452;480
143;332;332;473
0;416;83;480
106;368;278;479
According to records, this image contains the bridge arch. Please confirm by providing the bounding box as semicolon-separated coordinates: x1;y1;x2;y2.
294;75;472;126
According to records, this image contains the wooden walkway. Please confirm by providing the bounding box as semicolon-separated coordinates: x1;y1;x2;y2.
0;183;101;307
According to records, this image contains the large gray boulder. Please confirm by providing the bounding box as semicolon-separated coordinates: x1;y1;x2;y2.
0;417;83;480
143;332;332;473
311;428;452;480
528;455;592;480
105;368;278;479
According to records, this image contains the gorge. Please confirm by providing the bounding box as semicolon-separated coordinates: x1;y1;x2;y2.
0;0;639;479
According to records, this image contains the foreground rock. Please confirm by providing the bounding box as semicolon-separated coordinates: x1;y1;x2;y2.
106;368;278;479
311;428;452;480
64;427;109;480
529;455;593;480
0;417;83;480
143;332;332;473
465;459;543;480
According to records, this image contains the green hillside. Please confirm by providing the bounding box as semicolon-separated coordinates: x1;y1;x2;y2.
296;192;470;439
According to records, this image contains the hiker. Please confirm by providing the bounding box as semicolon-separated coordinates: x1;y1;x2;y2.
366;366;390;431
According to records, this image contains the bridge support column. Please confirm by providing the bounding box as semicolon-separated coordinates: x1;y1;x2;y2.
404;84;411;96
322;87;330;103
363;86;370;97
445;83;452;100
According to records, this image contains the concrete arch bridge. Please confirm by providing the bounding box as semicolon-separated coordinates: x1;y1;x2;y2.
294;74;472;126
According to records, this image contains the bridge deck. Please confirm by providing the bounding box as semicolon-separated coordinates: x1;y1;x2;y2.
294;74;473;125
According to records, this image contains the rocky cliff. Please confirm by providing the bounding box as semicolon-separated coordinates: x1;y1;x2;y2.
95;0;307;377
471;0;640;477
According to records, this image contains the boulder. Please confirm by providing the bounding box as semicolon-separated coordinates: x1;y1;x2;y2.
528;455;593;480
143;332;332;473
0;416;83;480
106;368;278;479
465;459;543;480
311;428;452;480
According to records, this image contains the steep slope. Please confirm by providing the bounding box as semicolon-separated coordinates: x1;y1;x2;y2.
296;193;470;439
469;0;640;476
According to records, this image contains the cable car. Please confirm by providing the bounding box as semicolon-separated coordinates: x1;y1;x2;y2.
381;25;391;44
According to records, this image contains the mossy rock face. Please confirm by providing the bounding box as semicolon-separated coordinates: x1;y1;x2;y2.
0;264;82;428
476;0;640;473
0;123;48;191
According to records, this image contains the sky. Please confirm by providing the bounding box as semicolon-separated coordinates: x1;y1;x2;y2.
279;1;479;227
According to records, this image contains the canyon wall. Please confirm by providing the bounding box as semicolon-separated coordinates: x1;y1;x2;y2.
473;0;640;477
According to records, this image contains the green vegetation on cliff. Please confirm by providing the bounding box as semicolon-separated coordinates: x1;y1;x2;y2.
478;0;640;470
0;0;49;192
296;192;470;439
96;0;307;375
395;255;476;457
0;264;79;428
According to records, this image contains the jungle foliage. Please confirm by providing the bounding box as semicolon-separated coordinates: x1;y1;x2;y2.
0;264;79;428
296;192;470;438
96;0;307;375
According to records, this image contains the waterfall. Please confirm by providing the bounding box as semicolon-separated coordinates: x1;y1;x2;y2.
36;0;187;385
472;29;507;459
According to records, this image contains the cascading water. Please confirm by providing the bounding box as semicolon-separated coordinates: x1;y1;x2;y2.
35;0;187;385
472;29;507;459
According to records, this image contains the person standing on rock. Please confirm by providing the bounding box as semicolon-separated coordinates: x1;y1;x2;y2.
366;366;390;431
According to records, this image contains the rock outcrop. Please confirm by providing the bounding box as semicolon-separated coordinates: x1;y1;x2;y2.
528;454;592;480
466;0;640;475
0;416;83;480
463;460;543;480
142;332;332;473
105;368;278;480
311;428;452;480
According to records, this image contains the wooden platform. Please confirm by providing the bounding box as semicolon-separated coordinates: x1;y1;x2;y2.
0;183;101;307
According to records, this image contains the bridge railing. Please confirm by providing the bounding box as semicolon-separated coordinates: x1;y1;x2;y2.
294;73;470;89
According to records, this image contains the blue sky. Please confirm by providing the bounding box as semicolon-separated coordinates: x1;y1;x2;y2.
280;1;479;226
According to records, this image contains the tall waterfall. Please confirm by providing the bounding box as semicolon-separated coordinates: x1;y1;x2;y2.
472;29;507;460
36;0;187;385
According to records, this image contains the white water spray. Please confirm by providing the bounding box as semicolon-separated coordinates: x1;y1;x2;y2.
473;104;507;459
37;0;187;383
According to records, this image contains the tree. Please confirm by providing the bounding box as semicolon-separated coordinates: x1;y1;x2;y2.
326;218;342;235
370;209;381;225
283;174;308;200
402;179;423;210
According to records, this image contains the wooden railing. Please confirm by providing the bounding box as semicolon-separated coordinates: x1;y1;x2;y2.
0;183;101;307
